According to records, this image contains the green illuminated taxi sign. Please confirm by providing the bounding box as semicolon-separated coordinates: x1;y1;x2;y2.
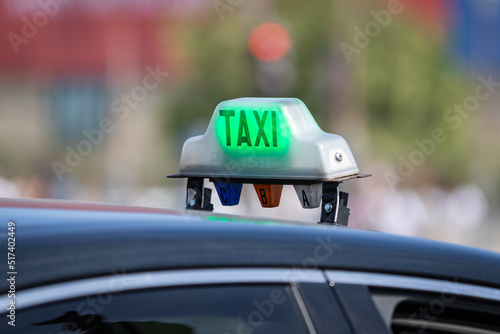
177;97;359;181
218;109;279;147
215;107;290;157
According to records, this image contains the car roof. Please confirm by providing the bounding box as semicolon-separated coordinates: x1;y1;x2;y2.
2;198;500;292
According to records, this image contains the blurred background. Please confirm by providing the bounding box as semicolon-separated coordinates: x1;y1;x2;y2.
1;0;500;251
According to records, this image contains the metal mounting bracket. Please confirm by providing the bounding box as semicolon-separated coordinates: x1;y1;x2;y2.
319;182;350;226
185;178;214;211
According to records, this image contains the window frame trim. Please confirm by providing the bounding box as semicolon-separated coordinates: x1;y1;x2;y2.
326;270;500;302
1;268;325;311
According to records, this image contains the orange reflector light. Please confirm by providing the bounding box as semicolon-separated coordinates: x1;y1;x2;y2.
253;184;283;208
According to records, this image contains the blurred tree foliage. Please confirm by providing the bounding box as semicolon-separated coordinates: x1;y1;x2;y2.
165;18;255;139
362;16;471;186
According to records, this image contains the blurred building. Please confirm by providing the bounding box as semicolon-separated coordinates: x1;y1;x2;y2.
0;0;209;200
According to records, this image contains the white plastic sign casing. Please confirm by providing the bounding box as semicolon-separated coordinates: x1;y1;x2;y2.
177;98;359;181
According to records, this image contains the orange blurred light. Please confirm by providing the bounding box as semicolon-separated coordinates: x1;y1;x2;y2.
248;22;291;62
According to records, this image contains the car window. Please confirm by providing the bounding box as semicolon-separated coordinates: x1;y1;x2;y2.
325;270;500;334
5;284;310;334
370;290;500;334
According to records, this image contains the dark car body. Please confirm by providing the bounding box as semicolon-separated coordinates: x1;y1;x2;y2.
1;198;500;333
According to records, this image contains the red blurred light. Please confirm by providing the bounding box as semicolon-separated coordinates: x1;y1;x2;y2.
248;22;291;62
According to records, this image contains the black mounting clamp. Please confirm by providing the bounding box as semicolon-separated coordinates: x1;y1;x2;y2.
185;178;214;211
319;182;350;226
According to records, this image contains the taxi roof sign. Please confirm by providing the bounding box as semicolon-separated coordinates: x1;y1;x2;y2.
169;97;369;226
174;97;360;181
